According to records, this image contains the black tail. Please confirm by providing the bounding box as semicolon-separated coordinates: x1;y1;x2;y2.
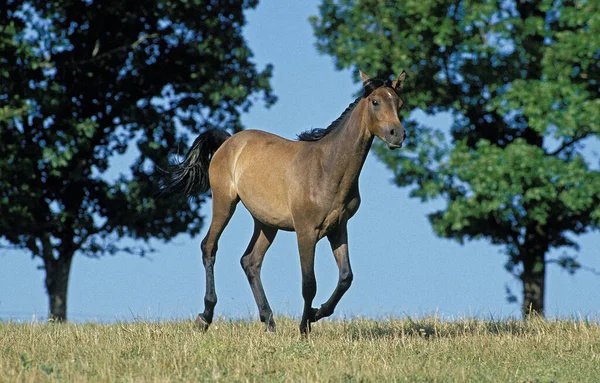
160;129;231;198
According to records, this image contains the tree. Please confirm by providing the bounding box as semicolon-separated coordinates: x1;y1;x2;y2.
311;0;600;317
0;0;274;321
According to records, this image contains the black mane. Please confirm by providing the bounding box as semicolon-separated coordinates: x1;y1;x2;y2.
297;78;394;141
297;97;361;141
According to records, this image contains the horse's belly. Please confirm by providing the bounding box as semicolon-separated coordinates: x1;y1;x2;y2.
239;194;294;230
235;169;295;231
242;199;294;231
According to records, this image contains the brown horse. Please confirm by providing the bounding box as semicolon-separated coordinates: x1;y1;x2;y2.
162;71;406;334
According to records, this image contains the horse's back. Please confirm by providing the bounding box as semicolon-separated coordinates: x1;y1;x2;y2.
213;129;299;169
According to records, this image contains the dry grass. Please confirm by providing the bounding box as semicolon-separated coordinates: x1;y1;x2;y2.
1;316;599;382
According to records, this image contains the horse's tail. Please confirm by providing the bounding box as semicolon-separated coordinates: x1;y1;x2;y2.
160;129;231;197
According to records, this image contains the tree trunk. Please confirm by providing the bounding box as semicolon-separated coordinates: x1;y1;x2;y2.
44;255;73;322
521;251;546;318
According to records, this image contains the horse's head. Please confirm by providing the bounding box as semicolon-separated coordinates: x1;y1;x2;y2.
360;71;406;150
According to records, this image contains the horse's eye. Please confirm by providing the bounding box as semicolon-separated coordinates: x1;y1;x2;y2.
372;100;379;106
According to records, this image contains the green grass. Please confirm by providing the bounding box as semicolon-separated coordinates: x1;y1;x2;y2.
1;316;599;382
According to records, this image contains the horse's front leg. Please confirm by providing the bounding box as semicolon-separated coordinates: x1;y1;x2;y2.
315;224;353;321
297;233;318;335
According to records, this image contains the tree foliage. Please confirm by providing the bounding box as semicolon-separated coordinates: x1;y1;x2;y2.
311;0;600;316
0;0;274;320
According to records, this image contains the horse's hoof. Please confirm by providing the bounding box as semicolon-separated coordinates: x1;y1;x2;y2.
309;307;319;322
196;314;210;332
299;320;312;336
264;321;276;333
315;309;323;321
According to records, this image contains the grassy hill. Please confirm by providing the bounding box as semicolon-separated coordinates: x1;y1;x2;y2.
1;316;598;381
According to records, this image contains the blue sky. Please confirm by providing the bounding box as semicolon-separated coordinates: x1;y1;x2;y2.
1;0;599;322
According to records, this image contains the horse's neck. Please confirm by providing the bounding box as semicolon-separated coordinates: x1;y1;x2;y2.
321;102;373;193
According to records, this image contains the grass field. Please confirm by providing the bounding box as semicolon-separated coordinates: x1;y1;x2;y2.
1;316;599;382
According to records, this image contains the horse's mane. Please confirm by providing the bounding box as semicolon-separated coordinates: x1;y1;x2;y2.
297;78;394;142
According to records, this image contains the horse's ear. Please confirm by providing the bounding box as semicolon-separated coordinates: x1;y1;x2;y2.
359;70;371;84
392;71;406;90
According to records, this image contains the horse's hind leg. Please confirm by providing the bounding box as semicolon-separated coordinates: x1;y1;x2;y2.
240;219;278;331
197;188;239;331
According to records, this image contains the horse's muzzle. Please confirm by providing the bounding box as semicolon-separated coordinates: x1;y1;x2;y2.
384;124;404;150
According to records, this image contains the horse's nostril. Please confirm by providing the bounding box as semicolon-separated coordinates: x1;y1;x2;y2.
390;129;395;136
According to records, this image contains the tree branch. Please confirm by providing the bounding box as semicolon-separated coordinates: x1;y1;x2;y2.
580;265;600;277
74;221;110;250
547;130;591;156
547;257;600;277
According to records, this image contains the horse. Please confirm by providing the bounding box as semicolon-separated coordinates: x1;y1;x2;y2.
162;71;406;334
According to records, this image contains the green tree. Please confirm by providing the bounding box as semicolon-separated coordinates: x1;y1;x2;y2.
312;0;600;317
0;0;274;321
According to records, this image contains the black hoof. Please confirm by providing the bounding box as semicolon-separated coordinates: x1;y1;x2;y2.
299;321;311;336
